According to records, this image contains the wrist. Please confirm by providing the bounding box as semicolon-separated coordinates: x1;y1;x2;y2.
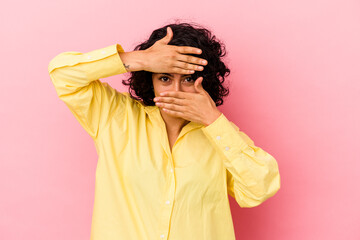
203;109;222;126
118;50;146;72
139;49;149;72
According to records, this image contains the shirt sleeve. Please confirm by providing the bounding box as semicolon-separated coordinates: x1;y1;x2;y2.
201;113;281;208
48;43;128;140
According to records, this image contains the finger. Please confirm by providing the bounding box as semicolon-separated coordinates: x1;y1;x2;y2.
159;102;186;113
160;91;193;99
176;46;203;55
154;96;185;106
194;77;204;93
162;108;185;119
159;27;173;44
162;105;197;123
171;61;204;73
176;54;208;67
162;106;191;121
169;66;196;75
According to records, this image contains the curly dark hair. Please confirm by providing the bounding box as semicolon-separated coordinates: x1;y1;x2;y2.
122;21;230;106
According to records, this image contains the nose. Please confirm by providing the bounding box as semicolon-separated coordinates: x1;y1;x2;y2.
173;79;182;92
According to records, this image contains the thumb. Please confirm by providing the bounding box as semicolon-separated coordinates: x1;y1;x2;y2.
158;27;173;45
194;77;204;93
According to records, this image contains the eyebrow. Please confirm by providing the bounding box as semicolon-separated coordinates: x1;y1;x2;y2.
159;73;192;77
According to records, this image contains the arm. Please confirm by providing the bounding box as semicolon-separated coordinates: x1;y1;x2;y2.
201;113;281;208
48;28;208;140
48;43;135;140
118;50;146;72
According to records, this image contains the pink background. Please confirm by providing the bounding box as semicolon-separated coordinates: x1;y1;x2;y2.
1;0;359;239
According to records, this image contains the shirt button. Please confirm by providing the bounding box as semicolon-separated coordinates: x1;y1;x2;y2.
87;55;92;59
101;50;106;54
225;146;230;151
160;234;165;238
170;168;174;172
216;135;221;140
165;200;170;205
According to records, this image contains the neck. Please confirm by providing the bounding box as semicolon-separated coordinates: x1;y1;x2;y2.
159;109;190;134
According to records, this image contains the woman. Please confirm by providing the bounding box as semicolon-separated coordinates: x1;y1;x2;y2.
48;22;280;240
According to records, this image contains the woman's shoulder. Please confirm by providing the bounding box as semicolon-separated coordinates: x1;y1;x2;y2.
117;91;148;110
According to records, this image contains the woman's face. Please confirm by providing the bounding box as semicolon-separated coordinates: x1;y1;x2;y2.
151;73;197;98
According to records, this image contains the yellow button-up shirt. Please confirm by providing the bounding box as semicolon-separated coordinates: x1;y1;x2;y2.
48;43;281;240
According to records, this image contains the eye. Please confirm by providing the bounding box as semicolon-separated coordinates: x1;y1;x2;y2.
159;76;169;82
184;77;194;83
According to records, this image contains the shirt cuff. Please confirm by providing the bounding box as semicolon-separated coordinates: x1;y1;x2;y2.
79;43;128;81
201;113;250;161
